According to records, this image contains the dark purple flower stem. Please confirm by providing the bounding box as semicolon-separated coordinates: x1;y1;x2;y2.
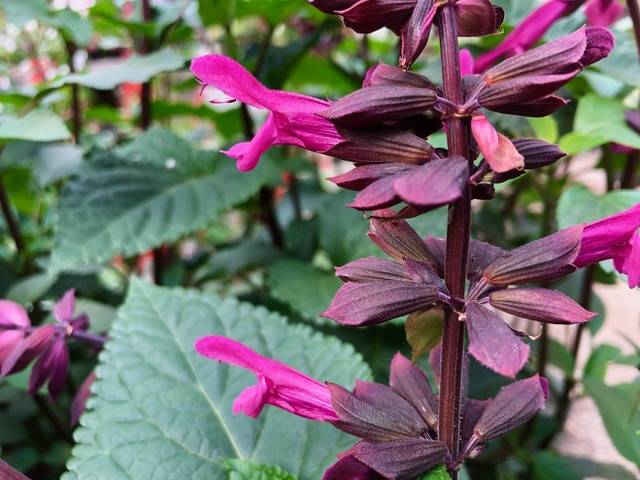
437;7;472;476
71;330;108;349
627;0;640;57
622;0;640;188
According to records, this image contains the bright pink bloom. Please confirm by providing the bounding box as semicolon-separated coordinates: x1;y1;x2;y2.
0;301;30;365
586;0;625;27
574;203;640;287
195;336;339;421
471;114;524;173
190;55;343;172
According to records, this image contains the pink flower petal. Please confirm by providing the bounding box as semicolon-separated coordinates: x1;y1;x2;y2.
0;300;30;329
459;49;475;76
53;289;76;323
195;336;338;421
471;114;524;173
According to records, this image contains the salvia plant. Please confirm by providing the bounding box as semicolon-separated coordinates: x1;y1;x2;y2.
0;0;638;479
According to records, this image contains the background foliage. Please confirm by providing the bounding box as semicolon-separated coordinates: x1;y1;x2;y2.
0;0;638;479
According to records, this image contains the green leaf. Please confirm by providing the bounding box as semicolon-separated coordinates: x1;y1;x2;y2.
528;116;558;143
0;109;71;143
267;259;340;326
50;128;281;271
223;459;297;480
0;141;83;186
547;338;575;376
583;377;640;465
56;48;185;90
317;192;378;265
560;94;640;153
531;452;582;480
557;185;640;228
419;465;451;480
405;310;444;362
5;273;57;305
63;279;371;480
584;344;640;381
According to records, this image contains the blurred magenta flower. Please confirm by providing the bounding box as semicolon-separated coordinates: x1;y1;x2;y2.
0;300;30;365
190;55;343;172
195;336;339;420
575;203;640;287
585;0;625;27
473;0;622;72
195;336;547;478
1;289;91;399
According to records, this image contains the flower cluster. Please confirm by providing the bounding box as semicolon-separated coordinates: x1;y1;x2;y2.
196;336;547;479
0;290;103;423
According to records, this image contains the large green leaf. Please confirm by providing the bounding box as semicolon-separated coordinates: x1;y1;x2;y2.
50;128;280;271
55;49;185;90
583;378;640;465
0;109;71;143
63;279;371;480
557;185;640;229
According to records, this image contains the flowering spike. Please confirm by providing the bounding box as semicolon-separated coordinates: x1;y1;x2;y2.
455;0;505;37
369;217;438;265
489;288;597;324
323;455;383;480
466;302;530;378
336;257;411;282
364;64;435;89
494;139;566;183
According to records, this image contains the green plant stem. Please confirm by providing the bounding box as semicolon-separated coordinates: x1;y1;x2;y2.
64;39;82;143
541;264;596;449
0;172;25;255
438;8;472;477
33;394;74;445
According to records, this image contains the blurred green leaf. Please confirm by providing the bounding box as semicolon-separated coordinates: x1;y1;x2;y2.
405;310;444;362
419;465;451;480
62;279;370;480
583;377;640;465
548;338;574;376
50;128;282;271
528;116;558;143
557;185;640;228
0;141;83;186
531;452;582;480
267;259;340;325
5;273;57;304
0;109;71;143
560;95;640;154
55;48;185;90
584;344;640;381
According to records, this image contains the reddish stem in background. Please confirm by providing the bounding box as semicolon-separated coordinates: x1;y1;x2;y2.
438;7;472;477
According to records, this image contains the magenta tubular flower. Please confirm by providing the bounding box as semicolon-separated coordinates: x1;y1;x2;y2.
0;300;30;365
586;0;625;27
473;0;583;72
471;113;524;173
196;336;547;478
574;203;640;287
195;336;339;420
190;55;343;172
